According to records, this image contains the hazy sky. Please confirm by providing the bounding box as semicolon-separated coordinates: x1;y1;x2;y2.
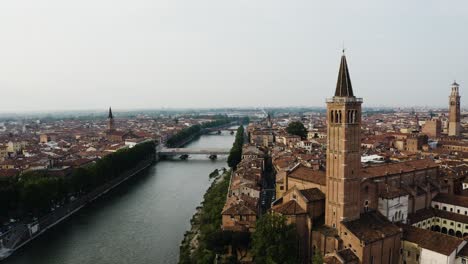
0;0;467;112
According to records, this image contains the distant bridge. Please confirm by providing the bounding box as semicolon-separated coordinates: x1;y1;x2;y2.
204;127;238;132
158;148;230;156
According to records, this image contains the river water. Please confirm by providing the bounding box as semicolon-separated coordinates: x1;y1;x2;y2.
4;130;235;264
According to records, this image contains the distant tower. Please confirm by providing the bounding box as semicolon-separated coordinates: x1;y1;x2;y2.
267;113;272;128
448;81;461;137
325;53;362;231
107;107;115;131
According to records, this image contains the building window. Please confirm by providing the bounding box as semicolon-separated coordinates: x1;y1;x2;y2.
458;209;461;213
451;222;454;226
443;206;447;211
416;254;419;261
450;208;453;212
407;251;410;257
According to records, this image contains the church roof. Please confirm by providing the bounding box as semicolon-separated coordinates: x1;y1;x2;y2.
335;54;354;97
401;224;464;256
271;200;306;215
342;212;401;244
108;107;113;119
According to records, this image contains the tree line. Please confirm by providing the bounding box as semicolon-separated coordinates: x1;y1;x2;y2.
227;125;244;168
166;117;232;147
166;116;250;148
0;141;155;221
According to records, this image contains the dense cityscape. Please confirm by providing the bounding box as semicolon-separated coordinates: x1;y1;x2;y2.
1;1;468;264
0;53;466;264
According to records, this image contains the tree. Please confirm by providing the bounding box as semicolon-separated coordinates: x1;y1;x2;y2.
286;121;307;139
252;213;298;264
312;249;323;264
227;126;244;168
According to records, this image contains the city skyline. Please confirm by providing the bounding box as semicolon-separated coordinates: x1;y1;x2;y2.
1;0;467;112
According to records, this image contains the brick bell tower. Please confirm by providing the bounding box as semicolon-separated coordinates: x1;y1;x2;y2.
325;52;362;231
448;81;461;137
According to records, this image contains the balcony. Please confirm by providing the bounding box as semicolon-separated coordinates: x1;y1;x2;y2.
326;97;363;103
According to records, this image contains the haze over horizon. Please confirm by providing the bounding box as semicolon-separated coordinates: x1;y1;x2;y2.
1;0;467;112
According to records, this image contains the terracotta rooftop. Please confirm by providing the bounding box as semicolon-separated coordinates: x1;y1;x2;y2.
433;194;468;208
407;207;435;224
342;212;401;244
401;224;464;256
360;159;438;179
222;201;257;216
300;188;325;202
288;165;326;185
271;200;306;215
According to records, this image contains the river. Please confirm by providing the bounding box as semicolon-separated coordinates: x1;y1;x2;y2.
3;130;236;264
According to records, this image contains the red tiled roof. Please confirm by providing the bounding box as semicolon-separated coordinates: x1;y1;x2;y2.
360;159;437;179
342;212;401;244
288;165;326;185
271;200;306;215
300;188;325;201
401;224;464;256
433;194;468;208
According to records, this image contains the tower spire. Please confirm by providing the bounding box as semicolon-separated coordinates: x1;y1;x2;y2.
335;53;354;97
107;107;115;131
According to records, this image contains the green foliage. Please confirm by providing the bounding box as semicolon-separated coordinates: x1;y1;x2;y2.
180;171;231;264
166;117;235;147
209;169;219;179
241;116;250;124
227;126;244;168
286;121;307;139
252;213;298;264
166;124;202;147
312;249;324;264
0;141;155;219
19;176;66;213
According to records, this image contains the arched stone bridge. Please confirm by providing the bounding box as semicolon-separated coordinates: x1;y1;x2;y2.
158;148;230;156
